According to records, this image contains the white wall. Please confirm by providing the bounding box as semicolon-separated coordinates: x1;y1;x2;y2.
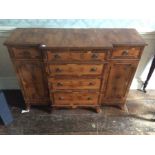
130;32;155;89
0;28;155;90
0;28;20;89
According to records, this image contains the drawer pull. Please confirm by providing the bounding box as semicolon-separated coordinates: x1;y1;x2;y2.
89;82;94;86
57;82;63;86
90;68;97;72
91;53;98;59
87;97;92;100
54;54;61;59
55;68;62;72
122;50;129;56
58;97;64;100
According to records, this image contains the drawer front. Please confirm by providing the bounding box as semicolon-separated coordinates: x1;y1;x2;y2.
49;78;101;90
52;92;99;105
11;47;41;59
46;52;70;61
111;47;141;59
49;64;103;76
46;51;106;61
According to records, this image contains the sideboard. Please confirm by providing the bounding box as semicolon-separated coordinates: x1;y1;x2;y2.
4;28;146;112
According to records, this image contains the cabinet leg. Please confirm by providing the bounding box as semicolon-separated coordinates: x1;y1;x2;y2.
26;103;31;111
119;104;128;113
95;107;101;113
50;106;55;113
21;103;30;113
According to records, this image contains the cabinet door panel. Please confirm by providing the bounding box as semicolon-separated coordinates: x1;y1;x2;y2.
104;61;137;101
15;61;49;104
16;62;44;84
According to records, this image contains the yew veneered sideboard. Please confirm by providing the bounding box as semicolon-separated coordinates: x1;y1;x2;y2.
4;28;146;112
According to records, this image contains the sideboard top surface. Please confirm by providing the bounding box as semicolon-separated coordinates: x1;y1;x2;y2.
4;28;146;48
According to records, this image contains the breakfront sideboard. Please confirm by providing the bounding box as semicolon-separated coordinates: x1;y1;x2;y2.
4;28;146;112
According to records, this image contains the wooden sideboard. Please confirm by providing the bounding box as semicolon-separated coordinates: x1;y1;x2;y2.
4;28;146;112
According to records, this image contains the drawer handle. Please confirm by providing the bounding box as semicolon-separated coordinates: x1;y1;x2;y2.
122;50;129;56
87;97;92;100
58;97;64;100
90;68;97;72
54;54;61;59
89;82;94;86
55;68;62;72
91;53;98;59
57;82;63;86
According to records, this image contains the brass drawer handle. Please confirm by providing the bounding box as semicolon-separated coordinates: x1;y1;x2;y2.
57;82;63;86
55;68;62;72
54;54;61;59
87;97;92;100
58;97;64;100
90;68;97;72
89;82;94;86
122;50;129;56
91;53;98;59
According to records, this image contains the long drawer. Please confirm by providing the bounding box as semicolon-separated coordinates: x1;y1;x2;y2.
49;78;101;90
48;64;103;76
45;50;106;61
52;92;99;105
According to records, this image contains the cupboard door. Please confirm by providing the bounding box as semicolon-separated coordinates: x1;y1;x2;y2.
104;61;138;101
15;61;49;104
